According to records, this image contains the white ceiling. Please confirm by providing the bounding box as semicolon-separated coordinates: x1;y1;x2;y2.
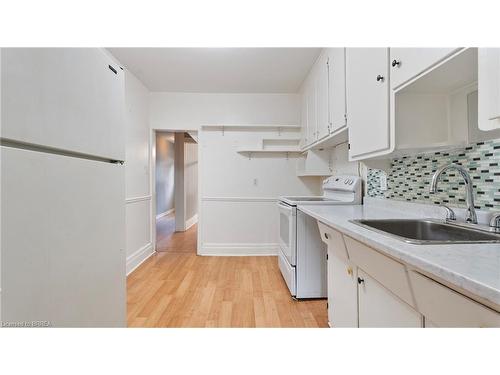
107;48;321;93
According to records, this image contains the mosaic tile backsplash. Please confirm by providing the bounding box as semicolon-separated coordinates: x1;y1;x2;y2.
366;138;500;211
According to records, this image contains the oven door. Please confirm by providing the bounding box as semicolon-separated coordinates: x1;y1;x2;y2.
278;201;297;265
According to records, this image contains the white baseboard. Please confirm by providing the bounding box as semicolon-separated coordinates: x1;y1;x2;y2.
126;242;154;275
199;243;279;256
156;208;174;220
185;214;198;230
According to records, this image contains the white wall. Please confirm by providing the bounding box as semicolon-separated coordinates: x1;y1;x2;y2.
199;128;321;255
185;141;198;228
124;71;154;274
149;92;313;255
155;132;175;216
150;92;300;130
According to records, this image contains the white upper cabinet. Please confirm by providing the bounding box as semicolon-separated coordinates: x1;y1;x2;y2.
327;48;347;133
389;48;458;89
346;48;391;161
316;52;330;140
299;48;347;150
1;48;125;161
478;48;500;130
306;76;317;144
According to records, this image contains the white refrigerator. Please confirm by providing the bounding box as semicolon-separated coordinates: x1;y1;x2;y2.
1;48;126;327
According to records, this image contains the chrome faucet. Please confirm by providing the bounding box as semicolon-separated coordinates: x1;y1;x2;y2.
429;163;478;224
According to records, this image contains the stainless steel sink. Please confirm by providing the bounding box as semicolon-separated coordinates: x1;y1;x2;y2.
350;219;500;244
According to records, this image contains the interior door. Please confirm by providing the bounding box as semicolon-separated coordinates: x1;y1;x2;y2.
328;48;347;132
1;48;125;160
1;146;126;327
346;48;391;160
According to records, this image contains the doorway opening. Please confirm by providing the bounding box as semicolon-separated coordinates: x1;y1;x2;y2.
154;131;198;253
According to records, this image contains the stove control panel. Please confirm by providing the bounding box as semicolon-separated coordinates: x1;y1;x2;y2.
323;175;361;192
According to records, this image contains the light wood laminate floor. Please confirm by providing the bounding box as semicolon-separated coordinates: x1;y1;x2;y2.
128;218;327;328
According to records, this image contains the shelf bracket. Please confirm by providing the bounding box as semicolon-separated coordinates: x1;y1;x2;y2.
286;152;289;160
221;126;225;136
248;151;252;160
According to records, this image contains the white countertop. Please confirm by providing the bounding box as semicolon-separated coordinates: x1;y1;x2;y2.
298;199;500;308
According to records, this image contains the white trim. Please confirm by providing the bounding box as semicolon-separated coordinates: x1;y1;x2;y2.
202;196;277;202
126;195;152;204
199;243;279;256
126;243;154;276
156;208;175;220
185;214;198;230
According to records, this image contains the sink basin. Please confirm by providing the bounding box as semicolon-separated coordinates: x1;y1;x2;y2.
350;219;500;244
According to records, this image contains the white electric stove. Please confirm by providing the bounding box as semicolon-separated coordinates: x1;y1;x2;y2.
277;175;362;299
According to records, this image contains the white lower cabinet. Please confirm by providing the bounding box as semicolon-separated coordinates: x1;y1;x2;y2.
328;251;358;327
357;269;422;328
409;271;500;328
320;222;500;328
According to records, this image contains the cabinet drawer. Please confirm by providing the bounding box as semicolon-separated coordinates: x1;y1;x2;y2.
409;271;500;327
343;236;415;308
318;222;349;261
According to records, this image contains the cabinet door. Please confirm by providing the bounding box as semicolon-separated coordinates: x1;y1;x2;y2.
478;48;500;130
316;52;330;140
358;269;422;328
1;48;125;160
346;48;390;160
390;48;458;89
327;48;347;132
306;77;317;145
300;90;309;148
328;252;358;327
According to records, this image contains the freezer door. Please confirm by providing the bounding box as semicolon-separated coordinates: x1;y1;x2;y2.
1;146;126;327
1;48;125;161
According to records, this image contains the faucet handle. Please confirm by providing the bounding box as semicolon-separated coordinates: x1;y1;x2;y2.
489;212;500;229
440;204;456;221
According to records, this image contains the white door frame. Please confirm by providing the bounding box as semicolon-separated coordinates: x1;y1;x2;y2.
150;128;200;254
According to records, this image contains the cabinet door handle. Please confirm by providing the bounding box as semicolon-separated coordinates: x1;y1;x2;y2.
324;233;329;240
376;75;384;82
357;277;365;284
391;59;401;68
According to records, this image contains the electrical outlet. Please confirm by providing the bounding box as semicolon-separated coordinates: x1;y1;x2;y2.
380;173;388;191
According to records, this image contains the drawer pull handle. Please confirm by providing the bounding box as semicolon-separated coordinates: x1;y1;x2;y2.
357;277;365;285
324;233;329;240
